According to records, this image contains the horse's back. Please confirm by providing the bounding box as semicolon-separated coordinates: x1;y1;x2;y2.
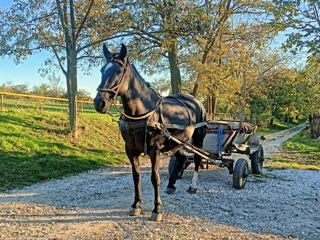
161;93;206;126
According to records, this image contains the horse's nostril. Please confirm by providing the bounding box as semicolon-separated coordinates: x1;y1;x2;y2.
100;100;106;109
94;97;104;110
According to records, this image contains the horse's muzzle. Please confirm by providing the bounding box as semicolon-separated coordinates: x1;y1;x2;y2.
94;95;111;114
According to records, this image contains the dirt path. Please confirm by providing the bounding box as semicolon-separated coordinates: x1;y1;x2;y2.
0;125;319;240
262;124;308;158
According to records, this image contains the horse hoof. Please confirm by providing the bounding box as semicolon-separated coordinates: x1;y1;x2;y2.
166;187;176;194
150;212;163;222
187;186;197;194
129;207;141;216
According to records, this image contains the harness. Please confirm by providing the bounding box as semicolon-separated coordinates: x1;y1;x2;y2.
97;58;206;155
118;95;207;155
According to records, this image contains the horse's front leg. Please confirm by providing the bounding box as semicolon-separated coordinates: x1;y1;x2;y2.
126;145;142;216
149;143;163;221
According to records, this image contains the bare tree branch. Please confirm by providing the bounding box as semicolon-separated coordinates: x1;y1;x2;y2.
51;45;67;77
75;0;95;40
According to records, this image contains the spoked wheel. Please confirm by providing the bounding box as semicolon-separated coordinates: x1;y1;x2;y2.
233;158;249;189
250;144;264;174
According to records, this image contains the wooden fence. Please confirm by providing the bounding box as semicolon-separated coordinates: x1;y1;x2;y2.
0;91;93;113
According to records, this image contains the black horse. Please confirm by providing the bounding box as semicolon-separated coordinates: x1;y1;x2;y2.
94;44;207;221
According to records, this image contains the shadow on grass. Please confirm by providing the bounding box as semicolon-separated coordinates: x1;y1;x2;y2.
0;150;106;192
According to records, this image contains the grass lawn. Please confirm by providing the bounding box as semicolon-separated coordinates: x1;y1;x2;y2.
0;101;128;191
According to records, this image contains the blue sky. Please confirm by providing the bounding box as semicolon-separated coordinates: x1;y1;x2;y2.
0;1;109;98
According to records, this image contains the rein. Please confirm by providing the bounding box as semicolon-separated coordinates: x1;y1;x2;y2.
113;97;162;121
97;58;162;121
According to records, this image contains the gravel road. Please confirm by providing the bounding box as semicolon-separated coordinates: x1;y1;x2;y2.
0;125;319;239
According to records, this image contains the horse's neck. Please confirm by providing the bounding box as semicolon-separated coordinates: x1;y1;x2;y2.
121;75;159;117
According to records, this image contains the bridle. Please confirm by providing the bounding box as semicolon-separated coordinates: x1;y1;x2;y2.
96;58;162;121
97;58;128;102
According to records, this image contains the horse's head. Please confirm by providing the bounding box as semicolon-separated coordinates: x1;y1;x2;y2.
94;43;128;114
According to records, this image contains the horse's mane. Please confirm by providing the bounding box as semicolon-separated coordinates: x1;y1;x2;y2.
131;63;151;88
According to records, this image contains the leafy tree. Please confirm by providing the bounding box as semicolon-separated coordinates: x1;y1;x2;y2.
272;0;320;57
187;0;272;97
48;74;65;97
125;0;191;94
0;82;27;94
0;0;127;137
77;89;92;101
299;57;320;115
32;83;51;96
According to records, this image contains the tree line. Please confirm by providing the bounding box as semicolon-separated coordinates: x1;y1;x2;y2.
0;0;319;137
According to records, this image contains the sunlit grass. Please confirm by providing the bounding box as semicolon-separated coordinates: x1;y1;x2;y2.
256;122;292;135
0;103;127;191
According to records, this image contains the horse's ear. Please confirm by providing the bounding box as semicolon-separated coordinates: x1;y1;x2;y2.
119;43;127;61
103;43;111;58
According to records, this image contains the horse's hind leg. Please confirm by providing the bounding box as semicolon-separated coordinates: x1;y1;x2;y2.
149;143;163;221
187;156;201;194
166;150;185;194
187;127;206;194
126;145;142;216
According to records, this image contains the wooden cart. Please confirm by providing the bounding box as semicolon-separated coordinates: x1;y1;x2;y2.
167;120;264;189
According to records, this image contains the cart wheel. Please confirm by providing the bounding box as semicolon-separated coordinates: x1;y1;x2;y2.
250;144;264;174
168;156;185;179
233;158;249;189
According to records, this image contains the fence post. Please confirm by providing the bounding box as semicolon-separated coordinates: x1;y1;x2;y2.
1;93;3;111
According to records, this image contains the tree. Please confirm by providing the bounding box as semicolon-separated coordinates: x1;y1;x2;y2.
126;0;190;94
48;74;65;97
272;0;320;57
272;1;320;136
187;0;272;97
0;0;127;137
32;83;51;96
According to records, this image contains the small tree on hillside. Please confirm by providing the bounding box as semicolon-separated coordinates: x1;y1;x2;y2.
48;74;65;97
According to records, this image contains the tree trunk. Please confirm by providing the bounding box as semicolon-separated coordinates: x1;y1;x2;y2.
168;39;182;94
192;75;201;97
56;0;78;138
310;114;320;139
211;93;217;120
239;74;247;121
66;47;78;138
207;94;217;120
207;95;212;119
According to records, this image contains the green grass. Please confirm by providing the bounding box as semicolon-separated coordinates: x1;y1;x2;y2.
266;130;320;170
256;122;291;135
0;101;127;191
